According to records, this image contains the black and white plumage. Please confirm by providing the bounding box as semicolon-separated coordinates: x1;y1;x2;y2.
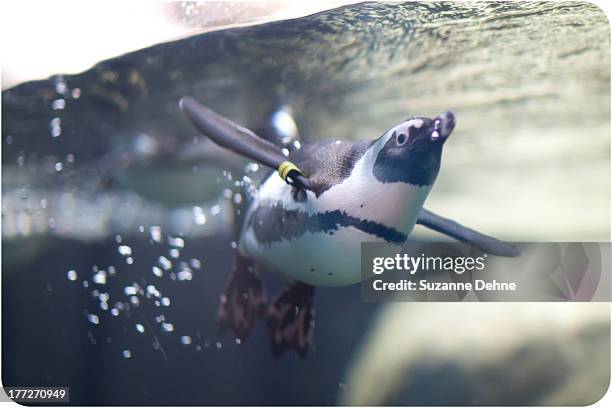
180;97;518;356
241;116;451;287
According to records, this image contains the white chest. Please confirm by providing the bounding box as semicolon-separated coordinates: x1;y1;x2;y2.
239;164;431;286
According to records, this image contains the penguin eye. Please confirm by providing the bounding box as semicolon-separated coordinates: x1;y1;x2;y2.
396;132;408;146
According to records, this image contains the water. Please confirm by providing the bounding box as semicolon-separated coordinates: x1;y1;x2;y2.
3;1;609;240
2;1;610;405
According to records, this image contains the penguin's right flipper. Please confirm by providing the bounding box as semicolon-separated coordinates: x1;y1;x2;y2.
179;96;311;190
417;208;520;257
218;253;268;341
267;281;315;357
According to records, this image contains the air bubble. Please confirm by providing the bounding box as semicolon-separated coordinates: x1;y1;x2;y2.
118;245;132;256
158;256;172;270
210;204;221;216
67;270;77;281
93;271;107;285
52;99;66;110
87;314;100;325
50;117;62;138
146;285;160;297
245;162;259;173
152;266;163;277
136;324;145;333
20;186;29;200
55;79;67;94
180;336;192;345
122;350;132;359
193;207;207;225
150;226;162;242
162;322;174;332
177;269;192;281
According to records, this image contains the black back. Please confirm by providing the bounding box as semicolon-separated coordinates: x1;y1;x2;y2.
289;139;373;196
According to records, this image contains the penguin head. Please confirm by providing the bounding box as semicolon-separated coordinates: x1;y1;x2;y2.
372;111;455;186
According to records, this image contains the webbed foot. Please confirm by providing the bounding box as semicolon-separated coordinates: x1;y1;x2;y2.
218;254;267;340
267;281;315;357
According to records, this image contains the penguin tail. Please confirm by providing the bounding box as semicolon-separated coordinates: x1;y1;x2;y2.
217;253;267;340
267;281;315;358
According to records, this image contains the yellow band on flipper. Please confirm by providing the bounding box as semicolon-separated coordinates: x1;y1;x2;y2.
278;161;304;182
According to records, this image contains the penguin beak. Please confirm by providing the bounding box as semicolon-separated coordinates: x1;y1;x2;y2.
430;111;456;141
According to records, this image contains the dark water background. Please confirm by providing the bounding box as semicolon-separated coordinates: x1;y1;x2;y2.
2;1;610;405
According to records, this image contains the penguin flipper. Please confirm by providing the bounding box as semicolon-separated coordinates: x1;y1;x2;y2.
267;281;315;357
417;208;520;257
179;96;311;190
218;253;268;340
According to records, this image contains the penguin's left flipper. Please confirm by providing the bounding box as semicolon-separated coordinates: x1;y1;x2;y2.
179;96;311;191
267;281;315;357
417;208;520;257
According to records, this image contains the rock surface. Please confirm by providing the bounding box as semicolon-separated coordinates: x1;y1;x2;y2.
342;302;610;405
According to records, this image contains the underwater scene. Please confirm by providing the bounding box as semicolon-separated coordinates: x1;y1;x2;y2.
2;1;611;405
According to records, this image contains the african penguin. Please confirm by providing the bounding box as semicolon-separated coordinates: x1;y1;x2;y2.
179;97;516;356
240;112;455;287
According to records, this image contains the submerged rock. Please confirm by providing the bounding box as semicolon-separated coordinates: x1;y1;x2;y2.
342;302;609;405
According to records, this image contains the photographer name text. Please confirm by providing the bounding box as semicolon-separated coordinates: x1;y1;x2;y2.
372;279;517;292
